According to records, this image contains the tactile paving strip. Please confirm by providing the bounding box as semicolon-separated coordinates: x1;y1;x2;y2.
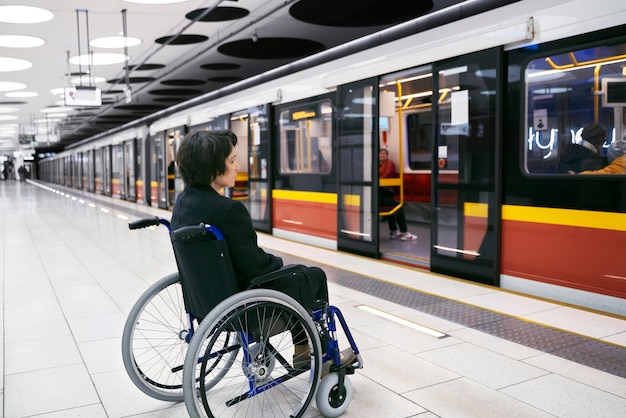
277;252;626;379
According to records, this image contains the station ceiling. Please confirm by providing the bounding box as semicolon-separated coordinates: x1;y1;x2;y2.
0;0;498;154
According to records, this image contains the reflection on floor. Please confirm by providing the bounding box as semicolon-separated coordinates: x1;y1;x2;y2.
379;219;430;268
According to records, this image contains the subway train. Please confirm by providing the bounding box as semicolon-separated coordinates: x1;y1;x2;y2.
38;0;626;317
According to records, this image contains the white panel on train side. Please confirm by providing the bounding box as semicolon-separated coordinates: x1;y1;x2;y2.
107;126;147;146
321;0;625;89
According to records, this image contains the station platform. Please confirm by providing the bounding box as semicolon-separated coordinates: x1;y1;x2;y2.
1;179;626;417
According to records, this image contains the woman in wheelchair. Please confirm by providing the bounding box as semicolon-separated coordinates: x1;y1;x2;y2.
124;129;362;416
171;129;329;368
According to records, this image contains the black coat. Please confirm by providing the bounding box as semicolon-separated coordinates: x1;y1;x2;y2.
557;143;606;173
171;185;283;289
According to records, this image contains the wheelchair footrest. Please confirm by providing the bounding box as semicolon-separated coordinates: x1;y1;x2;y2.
321;347;358;378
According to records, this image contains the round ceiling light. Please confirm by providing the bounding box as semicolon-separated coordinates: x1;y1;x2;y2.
0;115;18;121
0;81;27;92
91;36;142;49
0;106;20;113
0;35;45;48
0;57;32;72
69;53;129;66
0;5;53;23
5;91;38;98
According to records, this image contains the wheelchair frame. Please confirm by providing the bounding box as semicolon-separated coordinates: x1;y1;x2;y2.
122;216;363;417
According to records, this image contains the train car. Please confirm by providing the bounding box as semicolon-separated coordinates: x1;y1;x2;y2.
38;0;626;316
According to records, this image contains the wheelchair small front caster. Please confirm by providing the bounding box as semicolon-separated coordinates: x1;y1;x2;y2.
316;373;353;417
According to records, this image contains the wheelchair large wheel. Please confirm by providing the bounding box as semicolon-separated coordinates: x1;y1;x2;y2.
183;289;322;418
121;273;189;401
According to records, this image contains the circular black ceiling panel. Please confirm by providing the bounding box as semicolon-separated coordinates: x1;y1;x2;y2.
207;76;241;83
161;79;206;86
148;88;203;96
107;77;156;84
289;0;434;26
218;38;325;59
124;63;166;71
186;7;249;22
200;63;240;71
155;34;208;45
0;101;26;105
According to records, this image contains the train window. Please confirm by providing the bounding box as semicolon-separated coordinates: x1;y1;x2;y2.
524;43;626;175
278;100;332;175
379;67;434;171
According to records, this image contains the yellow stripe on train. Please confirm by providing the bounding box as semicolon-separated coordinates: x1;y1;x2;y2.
465;203;626;232
503;205;626;232
272;189;337;204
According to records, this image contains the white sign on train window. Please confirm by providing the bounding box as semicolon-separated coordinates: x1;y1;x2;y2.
451;90;469;125
533;108;548;131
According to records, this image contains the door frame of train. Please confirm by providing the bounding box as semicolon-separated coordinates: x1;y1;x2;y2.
248;104;272;233
429;47;503;286
336;77;380;258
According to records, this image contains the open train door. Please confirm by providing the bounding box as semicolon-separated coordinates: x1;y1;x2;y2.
336;78;379;257
430;47;503;286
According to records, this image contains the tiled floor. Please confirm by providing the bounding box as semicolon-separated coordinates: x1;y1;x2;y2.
1;179;626;417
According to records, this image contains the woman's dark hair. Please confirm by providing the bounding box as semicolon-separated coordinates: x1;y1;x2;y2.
176;130;237;187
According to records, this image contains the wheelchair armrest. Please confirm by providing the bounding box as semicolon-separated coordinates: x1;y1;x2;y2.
247;264;303;289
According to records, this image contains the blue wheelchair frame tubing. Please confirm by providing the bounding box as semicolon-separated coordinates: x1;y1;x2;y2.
314;306;360;366
237;333;288;405
130;216;362;406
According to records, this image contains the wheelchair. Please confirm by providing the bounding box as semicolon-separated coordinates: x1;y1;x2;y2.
122;216;363;417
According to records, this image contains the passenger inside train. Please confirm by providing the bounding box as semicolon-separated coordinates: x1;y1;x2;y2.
379;148;418;241
170;129;330;366
579;138;626;175
557;122;607;173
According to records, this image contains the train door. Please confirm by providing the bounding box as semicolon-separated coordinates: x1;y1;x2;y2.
94;148;102;194
78;152;85;189
165;127;183;208
230;110;250;207
63;155;71;187
248;104;271;232
336;78;378;257
149;132;164;207
378;66;434;266
124;139;136;202
430;47;502;285
72;153;80;188
274;97;336;248
86;149;94;192
112;144;123;199
137;134;147;204
75;153;82;189
103;145;112;196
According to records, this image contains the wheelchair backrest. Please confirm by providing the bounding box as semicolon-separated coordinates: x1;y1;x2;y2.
170;223;239;320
